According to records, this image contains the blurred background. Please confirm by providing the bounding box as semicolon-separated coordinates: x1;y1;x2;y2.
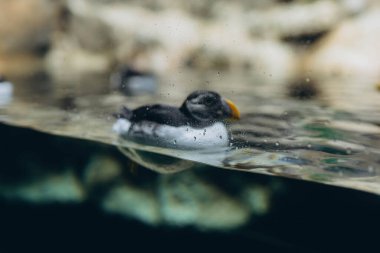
1;0;380;108
1;0;380;252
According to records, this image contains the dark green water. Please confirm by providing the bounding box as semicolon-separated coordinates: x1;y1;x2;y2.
1;123;380;253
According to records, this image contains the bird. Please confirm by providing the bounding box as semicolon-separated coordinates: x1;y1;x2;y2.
113;90;240;150
110;66;157;96
0;76;13;107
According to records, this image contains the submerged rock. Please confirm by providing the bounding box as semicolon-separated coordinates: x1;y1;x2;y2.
158;171;250;229
100;169;272;230
83;155;123;187
0;122;273;230
102;183;161;225
0;171;85;203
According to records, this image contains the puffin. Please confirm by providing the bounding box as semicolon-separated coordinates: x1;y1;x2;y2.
113;90;240;149
110;66;157;96
0;76;13;107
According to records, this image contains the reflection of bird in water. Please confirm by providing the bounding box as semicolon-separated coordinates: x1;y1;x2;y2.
113;90;240;149
0;76;13;107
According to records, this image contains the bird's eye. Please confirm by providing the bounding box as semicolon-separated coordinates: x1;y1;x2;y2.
203;97;214;106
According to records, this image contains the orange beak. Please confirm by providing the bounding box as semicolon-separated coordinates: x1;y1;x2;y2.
224;98;240;120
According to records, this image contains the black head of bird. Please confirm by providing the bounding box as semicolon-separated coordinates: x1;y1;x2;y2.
179;90;240;123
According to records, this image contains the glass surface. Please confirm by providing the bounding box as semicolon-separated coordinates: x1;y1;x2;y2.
2;72;380;194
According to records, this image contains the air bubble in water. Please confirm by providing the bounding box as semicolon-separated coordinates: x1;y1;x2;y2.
194;136;196;141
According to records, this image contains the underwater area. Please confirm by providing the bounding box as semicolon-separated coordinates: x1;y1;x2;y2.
1;0;380;252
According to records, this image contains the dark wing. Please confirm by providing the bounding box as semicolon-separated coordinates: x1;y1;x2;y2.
131;104;190;127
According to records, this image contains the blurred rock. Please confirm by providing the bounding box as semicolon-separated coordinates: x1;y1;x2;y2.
0;0;58;54
0;0;60;77
0;53;45;78
83;155;123;187
101;169;273;230
306;8;380;80
189;32;298;84
99;5;200;73
303;8;380;110
0;171;85;203
242;185;270;215
45;37;113;80
247;1;344;39
70;12;114;53
159;171;250;229
45;0;300;82
102;183;161;225
340;0;372;15
0;0;378;83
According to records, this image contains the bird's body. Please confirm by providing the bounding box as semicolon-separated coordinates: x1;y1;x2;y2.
113;90;240;150
113;118;229;149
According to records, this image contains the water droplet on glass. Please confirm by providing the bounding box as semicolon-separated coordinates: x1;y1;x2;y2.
305;77;310;82
203;129;206;135
346;148;352;154
307;144;312;148
194;136;197;141
368;166;374;173
173;140;177;145
219;135;223;139
275;142;279;146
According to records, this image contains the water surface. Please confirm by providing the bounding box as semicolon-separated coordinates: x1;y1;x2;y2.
2;72;380;194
